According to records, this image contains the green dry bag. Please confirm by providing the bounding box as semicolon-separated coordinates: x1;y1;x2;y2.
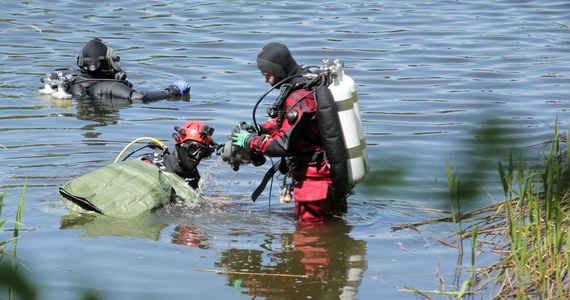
60;160;205;218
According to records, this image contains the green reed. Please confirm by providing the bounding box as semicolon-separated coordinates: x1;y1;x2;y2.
491;124;570;298
0;188;37;300
446;161;463;255
445;161;479;299
396;123;570;298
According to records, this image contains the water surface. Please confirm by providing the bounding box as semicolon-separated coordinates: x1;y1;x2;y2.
1;0;569;299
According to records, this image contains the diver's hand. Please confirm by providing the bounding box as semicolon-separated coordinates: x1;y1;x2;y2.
232;121;260;135
240;121;260;134
172;80;191;94
214;143;224;155
231;130;256;149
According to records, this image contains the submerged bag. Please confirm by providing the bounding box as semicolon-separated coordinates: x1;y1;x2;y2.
60;160;205;218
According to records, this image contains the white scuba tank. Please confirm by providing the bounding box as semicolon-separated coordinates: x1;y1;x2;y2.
326;59;369;184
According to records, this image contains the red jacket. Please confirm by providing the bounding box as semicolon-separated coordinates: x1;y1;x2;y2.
249;88;332;206
249;89;323;159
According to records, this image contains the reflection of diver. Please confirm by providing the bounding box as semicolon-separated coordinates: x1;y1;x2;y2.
171;225;210;249
215;220;367;299
74;97;128;131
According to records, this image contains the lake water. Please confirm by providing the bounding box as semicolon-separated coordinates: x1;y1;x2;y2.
1;0;569;299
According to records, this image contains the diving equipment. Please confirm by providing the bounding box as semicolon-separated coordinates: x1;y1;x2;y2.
220;139;267;171
77;38;122;76
321;59;369;184
172;121;215;160
173;121;214;146
221;121;266;171
240;59;368;204
39;71;72;99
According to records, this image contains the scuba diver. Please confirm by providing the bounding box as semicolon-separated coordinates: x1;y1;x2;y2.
59;120;216;218
230;42;341;224
139;121;217;190
40;38;190;102
229;42;369;224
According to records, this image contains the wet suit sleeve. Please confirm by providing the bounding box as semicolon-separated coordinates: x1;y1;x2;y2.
255;120;308;157
88;81;134;100
132;84;183;103
259;118;279;133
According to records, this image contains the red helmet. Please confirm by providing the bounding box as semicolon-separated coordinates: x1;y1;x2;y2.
172;121;214;146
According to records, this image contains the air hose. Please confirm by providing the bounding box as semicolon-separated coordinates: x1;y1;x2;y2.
113;137;166;164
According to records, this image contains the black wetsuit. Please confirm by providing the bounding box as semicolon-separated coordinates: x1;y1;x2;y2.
43;68;183;102
139;147;201;190
162;148;201;190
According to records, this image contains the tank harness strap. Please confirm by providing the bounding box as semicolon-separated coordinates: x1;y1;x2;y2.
251;159;282;202
288;151;325;168
251;151;325;203
288;90;310;109
310;151;326;162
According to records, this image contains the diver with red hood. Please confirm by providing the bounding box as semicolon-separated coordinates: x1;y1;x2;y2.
231;42;346;224
40;38;190;102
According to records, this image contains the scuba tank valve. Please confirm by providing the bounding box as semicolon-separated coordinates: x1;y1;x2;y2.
39;73;57;94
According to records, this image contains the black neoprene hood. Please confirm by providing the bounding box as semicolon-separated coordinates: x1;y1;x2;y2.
77;38;122;76
256;42;301;84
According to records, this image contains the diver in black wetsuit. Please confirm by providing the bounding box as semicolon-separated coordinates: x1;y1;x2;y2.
139;121;217;190
40;38;190;102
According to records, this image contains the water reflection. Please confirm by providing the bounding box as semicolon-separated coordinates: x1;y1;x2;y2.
60;213;168;241
41;94;190;134
171;225;211;249
215;219;367;299
60;210;367;298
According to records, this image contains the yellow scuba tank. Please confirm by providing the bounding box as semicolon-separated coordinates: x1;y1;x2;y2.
324;59;369;184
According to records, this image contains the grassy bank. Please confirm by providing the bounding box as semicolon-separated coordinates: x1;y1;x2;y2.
398;125;570;299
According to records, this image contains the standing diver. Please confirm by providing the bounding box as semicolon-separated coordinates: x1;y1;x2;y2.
40;38;190;101
231;42;342;224
229;42;368;224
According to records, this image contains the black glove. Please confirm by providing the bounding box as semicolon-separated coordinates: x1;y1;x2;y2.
233;121;260;135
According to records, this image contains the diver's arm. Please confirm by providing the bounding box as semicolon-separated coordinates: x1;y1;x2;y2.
250;113;310;157
134;82;189;103
88;81;132;100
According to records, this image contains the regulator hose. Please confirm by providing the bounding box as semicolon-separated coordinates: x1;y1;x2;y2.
251;74;304;130
113;137;166;164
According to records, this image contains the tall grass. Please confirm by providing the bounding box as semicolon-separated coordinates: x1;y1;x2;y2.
480;125;569;298
465;125;570;298
0;188;37;300
397;124;570;298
